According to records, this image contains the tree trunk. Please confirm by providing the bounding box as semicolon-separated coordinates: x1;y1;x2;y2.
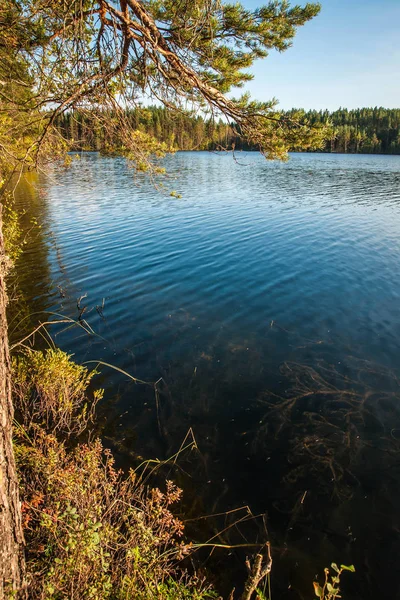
0;205;25;598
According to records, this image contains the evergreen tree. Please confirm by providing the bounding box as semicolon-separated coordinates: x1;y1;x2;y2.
1;0;325;175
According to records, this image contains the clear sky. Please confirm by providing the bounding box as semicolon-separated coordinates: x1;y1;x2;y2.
239;0;400;111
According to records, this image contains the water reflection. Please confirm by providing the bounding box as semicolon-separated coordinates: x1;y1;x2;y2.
11;152;400;599
6;172;56;347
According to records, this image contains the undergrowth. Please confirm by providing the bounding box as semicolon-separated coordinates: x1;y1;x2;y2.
13;348;103;436
12;348;216;600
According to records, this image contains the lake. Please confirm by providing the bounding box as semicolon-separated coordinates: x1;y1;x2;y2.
11;151;400;599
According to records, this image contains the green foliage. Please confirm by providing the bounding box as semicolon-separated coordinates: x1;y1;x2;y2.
148;0;321;92
13;348;103;435
0;0;67;178
56;105;400;156
313;563;355;600
155;578;218;599
293;106;400;154
1;189;42;272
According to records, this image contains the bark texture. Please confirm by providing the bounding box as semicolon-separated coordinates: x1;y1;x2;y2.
0;205;25;598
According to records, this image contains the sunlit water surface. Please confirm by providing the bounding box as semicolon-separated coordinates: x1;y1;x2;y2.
12;152;400;599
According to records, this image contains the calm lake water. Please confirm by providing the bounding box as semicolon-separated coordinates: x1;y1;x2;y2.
11;152;400;599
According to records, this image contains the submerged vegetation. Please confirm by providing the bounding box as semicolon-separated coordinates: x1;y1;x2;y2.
313;564;355;600
2;199;229;597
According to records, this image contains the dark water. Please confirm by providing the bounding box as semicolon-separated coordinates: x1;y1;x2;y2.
11;152;400;599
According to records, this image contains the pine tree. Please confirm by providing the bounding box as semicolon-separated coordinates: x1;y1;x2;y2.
0;0;325;174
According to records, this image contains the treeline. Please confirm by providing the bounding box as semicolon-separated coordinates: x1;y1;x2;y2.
56;107;233;153
301;107;400;154
56;106;400;155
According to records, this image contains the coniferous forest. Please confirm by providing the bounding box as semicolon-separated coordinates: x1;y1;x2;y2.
56;106;400;155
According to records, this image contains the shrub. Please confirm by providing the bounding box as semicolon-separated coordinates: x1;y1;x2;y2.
13;348;103;436
12;348;215;599
16;432;215;599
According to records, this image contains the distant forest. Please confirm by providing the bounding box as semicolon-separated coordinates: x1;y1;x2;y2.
56;106;400;155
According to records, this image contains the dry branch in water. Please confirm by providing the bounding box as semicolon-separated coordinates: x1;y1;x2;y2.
242;542;272;600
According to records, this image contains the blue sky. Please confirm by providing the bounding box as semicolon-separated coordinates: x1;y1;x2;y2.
239;0;400;111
